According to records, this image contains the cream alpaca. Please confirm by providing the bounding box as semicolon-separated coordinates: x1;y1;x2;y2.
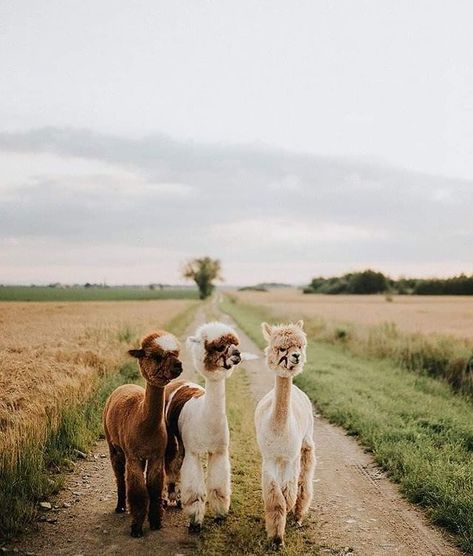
255;320;316;548
165;321;256;531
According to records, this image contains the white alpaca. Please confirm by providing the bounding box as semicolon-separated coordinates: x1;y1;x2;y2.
255;320;316;548
165;321;256;531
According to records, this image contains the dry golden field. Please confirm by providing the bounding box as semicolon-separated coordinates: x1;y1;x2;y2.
0;299;196;468
234;289;473;338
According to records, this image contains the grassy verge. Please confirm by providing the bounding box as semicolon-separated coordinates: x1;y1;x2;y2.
196;368;319;556
0;286;198;302
0;301;199;541
221;296;473;554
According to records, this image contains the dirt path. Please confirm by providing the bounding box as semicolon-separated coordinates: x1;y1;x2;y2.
217;306;462;556
8;305;462;555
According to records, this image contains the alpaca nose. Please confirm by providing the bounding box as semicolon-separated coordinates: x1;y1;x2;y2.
172;362;183;377
231;350;241;364
292;353;300;362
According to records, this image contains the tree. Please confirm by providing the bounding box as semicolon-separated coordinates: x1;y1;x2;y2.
347;270;388;294
182;257;222;299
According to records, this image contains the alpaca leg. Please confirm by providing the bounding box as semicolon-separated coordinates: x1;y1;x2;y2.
294;439;316;525
180;451;206;531
281;460;300;512
108;443;126;513
146;458;165;530
165;438;183;508
125;458;147;537
207;450;231;520
262;465;287;548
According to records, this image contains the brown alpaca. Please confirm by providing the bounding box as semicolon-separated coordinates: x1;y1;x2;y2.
103;330;183;537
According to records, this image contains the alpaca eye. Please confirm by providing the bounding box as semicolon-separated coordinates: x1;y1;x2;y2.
216;346;225;353
154;355;163;363
278;347;286;353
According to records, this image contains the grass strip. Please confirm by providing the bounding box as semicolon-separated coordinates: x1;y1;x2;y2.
221;296;473;554
0;286;198;302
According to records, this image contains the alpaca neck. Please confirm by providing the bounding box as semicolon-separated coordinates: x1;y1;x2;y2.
203;378;226;420
141;383;165;429
271;375;292;430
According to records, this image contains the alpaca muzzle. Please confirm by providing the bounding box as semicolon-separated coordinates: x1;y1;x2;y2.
171;362;183;378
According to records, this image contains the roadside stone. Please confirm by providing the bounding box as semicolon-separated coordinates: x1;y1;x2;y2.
74;449;87;459
63;502;71;508
39;502;52;511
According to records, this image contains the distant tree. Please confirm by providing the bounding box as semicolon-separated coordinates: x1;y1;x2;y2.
182;257;222;299
347;270;388;294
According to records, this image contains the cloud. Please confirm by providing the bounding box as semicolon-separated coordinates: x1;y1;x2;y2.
0;127;472;283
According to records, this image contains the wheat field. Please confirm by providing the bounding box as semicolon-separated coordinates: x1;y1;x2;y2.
234;289;473;338
0;299;195;469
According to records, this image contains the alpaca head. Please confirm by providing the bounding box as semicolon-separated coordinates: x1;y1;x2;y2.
128;330;183;386
261;320;307;377
186;321;248;381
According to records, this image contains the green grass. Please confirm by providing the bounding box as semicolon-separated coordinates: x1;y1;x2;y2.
0;300;200;541
0;286;198;302
221;296;473;554
196;367;319;556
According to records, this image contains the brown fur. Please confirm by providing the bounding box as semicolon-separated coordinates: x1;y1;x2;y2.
103;330;182;537
164;380;204;503
203;333;239;371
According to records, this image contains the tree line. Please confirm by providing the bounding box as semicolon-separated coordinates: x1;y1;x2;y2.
303;270;473;295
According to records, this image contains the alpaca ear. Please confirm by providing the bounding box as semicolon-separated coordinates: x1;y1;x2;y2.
295;320;304;330
261;322;273;341
240;352;259;361
128;348;144;358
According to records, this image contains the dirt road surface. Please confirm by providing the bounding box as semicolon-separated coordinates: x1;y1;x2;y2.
7;306;461;555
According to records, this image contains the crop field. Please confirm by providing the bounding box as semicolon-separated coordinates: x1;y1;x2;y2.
0;286;198;302
235;289;473;338
0;298;197;537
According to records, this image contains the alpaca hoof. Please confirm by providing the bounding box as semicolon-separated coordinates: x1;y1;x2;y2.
115;505;126;513
270;536;284;550
214;515;227;524
176;499;182;509
188;522;202;534
149;519;162;530
130;524;143;538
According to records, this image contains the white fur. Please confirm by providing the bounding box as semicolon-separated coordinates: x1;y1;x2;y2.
176;322;243;528
191;321;235;343
156;333;178;352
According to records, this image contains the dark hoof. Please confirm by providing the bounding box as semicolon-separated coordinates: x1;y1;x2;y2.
130;524;143;538
176;500;182;509
115;506;126;513
214;515;226;524
188;522;202;534
270;536;284;551
149;519;162;530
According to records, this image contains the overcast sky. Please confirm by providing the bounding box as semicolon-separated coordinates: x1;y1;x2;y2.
0;1;472;284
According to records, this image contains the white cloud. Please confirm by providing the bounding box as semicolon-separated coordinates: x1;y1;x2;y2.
211;218;379;246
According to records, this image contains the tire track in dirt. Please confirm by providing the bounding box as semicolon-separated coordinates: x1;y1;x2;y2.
218;303;462;556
